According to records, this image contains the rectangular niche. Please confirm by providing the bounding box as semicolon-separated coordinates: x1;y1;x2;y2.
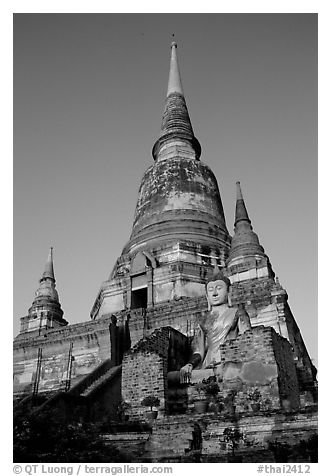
131;287;147;309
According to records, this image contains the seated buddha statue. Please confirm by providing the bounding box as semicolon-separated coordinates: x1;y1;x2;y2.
179;269;251;383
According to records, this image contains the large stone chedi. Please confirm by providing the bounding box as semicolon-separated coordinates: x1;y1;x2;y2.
88;43;316;396
14;42;317;462
91;42;231;320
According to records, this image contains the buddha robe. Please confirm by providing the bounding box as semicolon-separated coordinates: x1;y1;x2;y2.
192;305;251;368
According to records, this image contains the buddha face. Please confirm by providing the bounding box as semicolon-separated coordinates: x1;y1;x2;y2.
206;279;228;307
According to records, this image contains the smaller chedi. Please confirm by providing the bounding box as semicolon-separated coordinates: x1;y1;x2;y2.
19;247;68;334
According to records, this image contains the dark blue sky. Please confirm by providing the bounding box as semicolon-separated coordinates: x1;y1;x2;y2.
13;13;317;362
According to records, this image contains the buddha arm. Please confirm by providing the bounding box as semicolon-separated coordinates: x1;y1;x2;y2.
189;353;202;368
190;324;205;368
216;309;239;346
237;307;252;333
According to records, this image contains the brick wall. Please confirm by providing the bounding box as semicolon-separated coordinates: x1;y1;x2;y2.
199;409;318;462
271;329;300;409
122;325;301;419
230;277;275;309
122;351;166;419
121;327;188;419
215;326;300;411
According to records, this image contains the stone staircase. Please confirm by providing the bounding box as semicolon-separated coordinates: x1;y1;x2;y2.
69;359;121;398
14;391;59;415
81;366;121;397
23;361;121;419
14;393;34;411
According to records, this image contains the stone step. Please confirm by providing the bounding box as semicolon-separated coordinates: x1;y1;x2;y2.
153;425;194;432
151;432;193;440
145;445;192;456
152;423;193;430
145;449;189;458
144;445;192;458
149;440;192;448
145;442;192;452
152;430;192;436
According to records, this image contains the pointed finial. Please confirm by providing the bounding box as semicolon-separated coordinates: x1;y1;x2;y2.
167;38;183;96
236;181;244;201
171;33;177;48
42;246;55;281
234;181;251;226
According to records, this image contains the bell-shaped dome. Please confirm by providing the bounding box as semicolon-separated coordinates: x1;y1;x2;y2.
124;156;229;255
33;279;59;302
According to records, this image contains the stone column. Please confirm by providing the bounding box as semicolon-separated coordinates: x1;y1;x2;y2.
146;267;153;307
110;315;119;366
126;277;132;309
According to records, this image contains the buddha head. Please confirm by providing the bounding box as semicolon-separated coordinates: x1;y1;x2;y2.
205;269;231;310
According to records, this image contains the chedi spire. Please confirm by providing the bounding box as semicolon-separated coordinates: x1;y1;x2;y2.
152;42;201;161
228;182;266;262
167;41;184;96
42;246;55;281
235;181;251;226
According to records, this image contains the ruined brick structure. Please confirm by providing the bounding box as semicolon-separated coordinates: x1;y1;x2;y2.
13;42;317;462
